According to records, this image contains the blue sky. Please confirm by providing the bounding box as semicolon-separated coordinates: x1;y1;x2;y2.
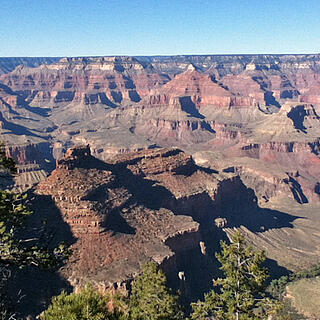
1;0;319;57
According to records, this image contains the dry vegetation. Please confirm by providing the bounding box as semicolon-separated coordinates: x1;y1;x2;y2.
286;277;320;318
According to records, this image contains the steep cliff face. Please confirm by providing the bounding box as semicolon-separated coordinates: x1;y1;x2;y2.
2;55;320;317
0;54;320;201
34;146;295;297
221;73;265;103
24;145;320;314
35;146;204;289
5;142;53;165
0;57;169;108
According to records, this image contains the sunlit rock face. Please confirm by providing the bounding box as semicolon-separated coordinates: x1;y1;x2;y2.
33;145;294;295
25;144;320;310
33;146;212;290
2;55;320;316
0;54;319;203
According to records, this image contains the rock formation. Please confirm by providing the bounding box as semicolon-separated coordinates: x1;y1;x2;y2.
1;55;320;307
17;144;319;318
0;54;319;205
35;146;203;289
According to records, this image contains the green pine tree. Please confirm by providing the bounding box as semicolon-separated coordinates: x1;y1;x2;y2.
191;230;282;320
0;148;70;270
129;262;185;320
40;285;122;320
0;144;70;319
0;144;16;175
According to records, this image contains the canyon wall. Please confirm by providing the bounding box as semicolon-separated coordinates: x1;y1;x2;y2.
2;55;320;316
29;146;297;308
0;54;319;202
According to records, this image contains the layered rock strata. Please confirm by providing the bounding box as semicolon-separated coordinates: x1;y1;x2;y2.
31;146;320;301
0;54;319;202
35;146;205;289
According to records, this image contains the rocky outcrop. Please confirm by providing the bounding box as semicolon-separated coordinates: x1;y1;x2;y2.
35;146;205;290
2;54;320;317
0;57;169;107
34;145;288;297
1;54;320;202
144;65;260;110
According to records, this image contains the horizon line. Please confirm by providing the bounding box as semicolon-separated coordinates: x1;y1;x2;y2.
1;52;320;59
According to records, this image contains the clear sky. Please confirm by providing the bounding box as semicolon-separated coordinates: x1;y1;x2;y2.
1;0;320;57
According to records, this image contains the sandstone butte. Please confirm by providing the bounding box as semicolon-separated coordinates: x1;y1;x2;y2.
1;55;320;315
9;144;320;317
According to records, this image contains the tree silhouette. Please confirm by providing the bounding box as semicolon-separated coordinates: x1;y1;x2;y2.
191;231;282;320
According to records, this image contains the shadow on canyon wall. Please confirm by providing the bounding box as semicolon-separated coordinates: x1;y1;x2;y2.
287;105;308;133
264;91;281;109
284;174;309;204
179;96;205;119
72;153;301;252
0;82;52;117
163;174;300;307
7;193;76;318
10;154;301;316
166;175;302;232
164;224;291;311
105;158;300;306
0;111;46;139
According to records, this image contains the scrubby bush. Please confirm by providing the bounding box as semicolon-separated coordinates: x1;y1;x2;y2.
129;262;185;320
41;285;122;320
